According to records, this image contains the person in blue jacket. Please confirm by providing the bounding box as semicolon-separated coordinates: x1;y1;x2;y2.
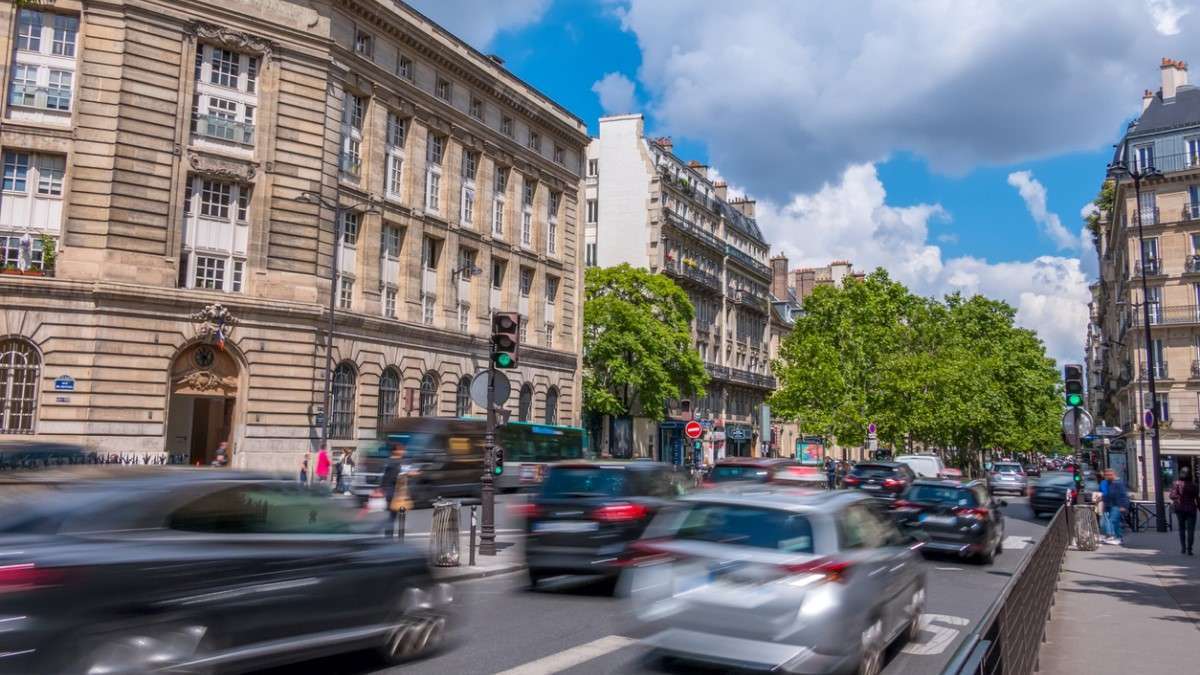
1100;468;1130;545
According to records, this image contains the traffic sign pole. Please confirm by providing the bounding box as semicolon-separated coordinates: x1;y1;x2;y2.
480;341;497;557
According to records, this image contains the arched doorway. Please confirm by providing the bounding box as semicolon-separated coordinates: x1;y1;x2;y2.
165;342;242;465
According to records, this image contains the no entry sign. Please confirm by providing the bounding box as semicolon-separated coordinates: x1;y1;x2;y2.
685;421;703;439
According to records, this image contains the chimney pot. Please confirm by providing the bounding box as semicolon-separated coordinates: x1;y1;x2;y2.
1161;57;1189;100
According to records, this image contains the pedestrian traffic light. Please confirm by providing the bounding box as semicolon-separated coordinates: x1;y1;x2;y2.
493;447;504;475
491;312;520;369
1063;364;1084;408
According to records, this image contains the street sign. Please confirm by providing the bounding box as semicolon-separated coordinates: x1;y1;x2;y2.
699;419;715;430
1095;426;1123;437
1143;409;1155;429
54;375;75;392
1061;408;1094;438
470;370;511;410
867;422;877;436
685;420;703;439
728;427;748;441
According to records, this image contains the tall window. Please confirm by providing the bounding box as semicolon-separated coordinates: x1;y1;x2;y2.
492;259;506;289
354;29;373;58
1188;137;1200;168
192;44;258;146
547;192;560;255
518;384;532;422
435;77;452;101
330;362;357;439
587;159;598;177
1150;338;1167;379
527;130;541;152
420;372;438;416
1135;144;1155;173
492;168;508;236
1;151;64;271
521;177;535;247
181;175;250;293
0;339;40;433
397;54;414;80
585;242;597;267
422;235;441;270
545;387;559;425
586;199;598;224
456;376;472;417
546;276;560;305
378;368;400;427
1139;191;1158;227
425;133;445;213
470;97;484;120
520;267;533;297
553;145;565;165
341;92;365;177
461;151;478;227
385;112;407;199
9;10;78;120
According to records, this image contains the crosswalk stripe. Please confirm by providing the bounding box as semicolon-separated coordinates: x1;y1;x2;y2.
493;635;638;675
1003;536;1033;550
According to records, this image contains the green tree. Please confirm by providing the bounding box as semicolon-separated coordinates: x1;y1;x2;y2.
582;264;707;421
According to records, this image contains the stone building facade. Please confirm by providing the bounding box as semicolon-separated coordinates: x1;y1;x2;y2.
0;0;589;470
584;114;775;461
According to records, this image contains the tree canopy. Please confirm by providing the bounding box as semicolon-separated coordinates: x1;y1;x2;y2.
582;264;707;421
770;270;1064;463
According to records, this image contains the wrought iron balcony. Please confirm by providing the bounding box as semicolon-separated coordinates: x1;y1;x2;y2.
1187;255;1200;274
1140;363;1169;380
1128;304;1200;327
662;258;721;292
1134;258;1162;276
1184;203;1200;221
663;209;724;253
8;83;72;112
725;244;772;279
193;113;254;145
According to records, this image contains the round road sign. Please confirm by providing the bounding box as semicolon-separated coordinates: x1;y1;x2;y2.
470;370;511;410
685;420;703;439
867;422;877;435
1143;409;1155;429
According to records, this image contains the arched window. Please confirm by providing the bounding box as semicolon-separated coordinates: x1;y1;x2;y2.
518;384;532;422
419;371;438;416
329;362;357;439
0;339;40;433
377;368;400;429
545;387;559;425
456;376;472;417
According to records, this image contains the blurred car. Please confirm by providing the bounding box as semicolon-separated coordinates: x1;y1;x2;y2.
843;461;917;500
987;462;1028;495
894;454;946;479
624;486;925;675
769;463;830;488
891;480;1006;563
1030;471;1081;516
706;458;801;485
1023;463;1041;478
940;467;964;480
0;468;453;674
522;461;683;589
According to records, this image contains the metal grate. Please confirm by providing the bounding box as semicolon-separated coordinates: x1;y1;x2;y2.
0;339;39;433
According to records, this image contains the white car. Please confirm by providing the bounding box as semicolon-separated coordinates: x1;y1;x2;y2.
895;454;946;479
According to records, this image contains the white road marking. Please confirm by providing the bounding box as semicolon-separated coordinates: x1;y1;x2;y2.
935;566;963;571
1002;536;1033;550
494;635;638;675
901;614;970;656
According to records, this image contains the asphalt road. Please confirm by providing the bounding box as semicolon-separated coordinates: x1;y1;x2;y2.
283;495;1049;675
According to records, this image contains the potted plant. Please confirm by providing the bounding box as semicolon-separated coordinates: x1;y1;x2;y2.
0;264;20;276
38;234;55;277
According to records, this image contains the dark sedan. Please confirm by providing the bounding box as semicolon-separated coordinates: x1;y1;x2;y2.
891;480;1006;563
843;461;917;500
0;468;453;674
706;458;801;485
522;462;683;590
1031;471;1096;517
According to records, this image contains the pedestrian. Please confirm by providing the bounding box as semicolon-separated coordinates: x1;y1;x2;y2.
299;452;310;484
342;449;355;494
825;457;837;490
211;441;228;467
315;446;331;483
1101;468;1129;545
380;442;415;538
1169;466;1198;555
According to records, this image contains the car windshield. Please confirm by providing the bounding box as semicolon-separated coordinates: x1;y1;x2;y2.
851;465;896;478
542;467;629;497
1039;473;1075;487
710;465;770;482
907;484;977;507
671;503;814;552
993;464;1022;474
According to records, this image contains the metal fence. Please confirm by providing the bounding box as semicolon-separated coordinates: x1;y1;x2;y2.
941;506;1069;675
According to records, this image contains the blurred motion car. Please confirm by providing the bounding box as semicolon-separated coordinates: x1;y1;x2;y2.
706;458;801;485
1030;471;1097;516
624;486;925;675
1023;463;1041;478
893;454;946;479
939;467;964;480
843;462;917;500
891;480;1006;563
987;462;1028;495
522;461;684;589
0;468;453;674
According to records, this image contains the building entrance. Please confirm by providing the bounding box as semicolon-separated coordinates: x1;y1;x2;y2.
165;343;241;465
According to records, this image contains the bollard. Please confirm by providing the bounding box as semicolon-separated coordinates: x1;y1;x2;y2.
429;498;461;567
470;504;478;566
397;508;406;542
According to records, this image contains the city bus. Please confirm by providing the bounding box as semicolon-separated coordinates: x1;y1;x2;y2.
351;417;591;504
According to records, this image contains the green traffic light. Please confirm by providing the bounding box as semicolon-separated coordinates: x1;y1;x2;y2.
495;353;514;368
1067;393;1083;407
493;465;503;475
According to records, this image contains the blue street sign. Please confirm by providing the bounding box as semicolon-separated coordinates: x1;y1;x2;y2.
54;375;75;392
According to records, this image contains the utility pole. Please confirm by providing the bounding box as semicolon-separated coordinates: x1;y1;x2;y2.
481;343;497;556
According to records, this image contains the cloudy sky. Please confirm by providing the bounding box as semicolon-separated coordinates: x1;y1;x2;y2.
410;0;1200;365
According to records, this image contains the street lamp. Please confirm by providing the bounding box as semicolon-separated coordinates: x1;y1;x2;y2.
297;190;379;451
1107;149;1167;532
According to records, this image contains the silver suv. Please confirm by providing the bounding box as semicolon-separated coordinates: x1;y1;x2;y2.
623;486;926;675
987;462;1028;496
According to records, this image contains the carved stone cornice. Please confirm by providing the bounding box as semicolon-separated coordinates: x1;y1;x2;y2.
188;153;257;183
190;21;274;57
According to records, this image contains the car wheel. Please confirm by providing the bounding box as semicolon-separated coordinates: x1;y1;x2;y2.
378;614;448;665
977;543;996;565
995;534;1004;555
858;618;885;675
904;586;926;644
528;567;550;589
67;623;211;675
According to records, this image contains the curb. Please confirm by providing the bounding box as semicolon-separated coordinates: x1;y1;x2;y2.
432;563;527;583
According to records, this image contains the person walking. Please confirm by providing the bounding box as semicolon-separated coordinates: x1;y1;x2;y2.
1101;468;1130;545
1169;466;1199;555
380;442;415;538
211;441;229;467
825;457;837;490
299;452;310;484
315;446;332;483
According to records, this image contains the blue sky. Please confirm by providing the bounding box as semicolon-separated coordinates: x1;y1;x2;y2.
410;0;1200;364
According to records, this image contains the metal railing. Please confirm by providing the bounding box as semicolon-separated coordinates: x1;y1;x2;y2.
941;506;1069;675
193;113;254;145
8;83;72;112
662;258;722;292
1140;363;1169;379
664;209;724;253
1134;258;1162;276
1129;303;1200;326
725;244;772;279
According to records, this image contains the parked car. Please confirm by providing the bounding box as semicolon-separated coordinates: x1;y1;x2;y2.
894;454;946;479
707;458;802;485
940;467;964;480
892;480;1006;564
987;462;1028;495
844;462;917;500
521;461;684;589
624;486;926;675
1023;463;1041;478
0;468;454;674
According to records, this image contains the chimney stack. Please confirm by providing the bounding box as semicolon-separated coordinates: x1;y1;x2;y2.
1161;57;1188;100
687;160;708;180
652;137;673;152
729;197;756;219
1143;89;1155;112
770;254;789;299
713;180;728;201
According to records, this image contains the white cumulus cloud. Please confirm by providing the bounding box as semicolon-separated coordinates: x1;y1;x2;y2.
406;0;551;48
1007;170;1078;250
591;72;638;115
1147;0;1191;35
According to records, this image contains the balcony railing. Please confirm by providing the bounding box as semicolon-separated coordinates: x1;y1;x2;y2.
1139;364;1169;380
1186;255;1200;273
1184;203;1200;221
1192;359;1200;378
1120;150;1200;176
725;244;772;279
1134;258;1162;276
193;113;254;145
340;154;362;177
1128;304;1200;327
8;83;72;112
664;209;724;253
662;258;722;292
703;362;777;389
704;363;730;381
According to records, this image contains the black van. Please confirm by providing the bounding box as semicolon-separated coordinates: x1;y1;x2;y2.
352;418;485;506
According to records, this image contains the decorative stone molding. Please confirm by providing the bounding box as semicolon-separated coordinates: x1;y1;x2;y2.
192;303;238;343
188;153;257;182
190;21;274;57
173;369;237;396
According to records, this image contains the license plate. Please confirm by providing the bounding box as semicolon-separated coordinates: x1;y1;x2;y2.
862;484;881;490
920;515;955;525
532;520;599;533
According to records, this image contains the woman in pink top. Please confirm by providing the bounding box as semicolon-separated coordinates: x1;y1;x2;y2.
315;447;332;482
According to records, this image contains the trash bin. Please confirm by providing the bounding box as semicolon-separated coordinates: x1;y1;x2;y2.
429;498;461;567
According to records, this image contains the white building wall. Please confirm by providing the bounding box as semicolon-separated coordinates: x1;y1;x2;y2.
595;115;652;268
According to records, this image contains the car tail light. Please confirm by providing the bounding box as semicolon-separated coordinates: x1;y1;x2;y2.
592;502;649;523
882;478;902;489
617;539;677;567
512;503;541;519
843;475;860;485
0;563;66;593
780;558;854;583
954;507;991;520
891;499;918;510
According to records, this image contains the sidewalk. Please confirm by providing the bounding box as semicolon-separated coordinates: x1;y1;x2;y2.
425;532;527;582
1040;528;1199;674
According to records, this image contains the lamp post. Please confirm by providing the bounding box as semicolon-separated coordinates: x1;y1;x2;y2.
297;190;378;451
1108;150;1167;532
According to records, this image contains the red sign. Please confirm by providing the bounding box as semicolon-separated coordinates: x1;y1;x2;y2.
685;421;703;439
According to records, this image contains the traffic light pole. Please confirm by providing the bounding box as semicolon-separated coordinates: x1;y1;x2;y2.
1133;171;1168;532
480;342;497;557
